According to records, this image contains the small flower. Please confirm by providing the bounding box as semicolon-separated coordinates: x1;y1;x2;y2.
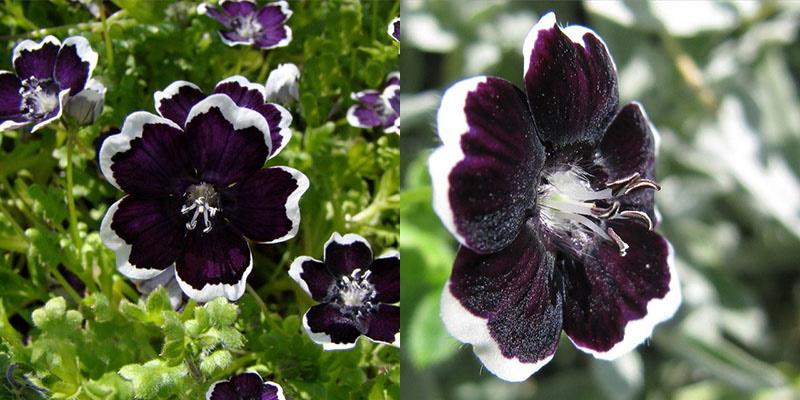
99;80;309;303
346;72;399;134
64;78;105;125
289;233;399;350
264;63;299;104
198;0;292;50
0;35;98;132
206;372;285;400
388;17;400;43
429;12;680;382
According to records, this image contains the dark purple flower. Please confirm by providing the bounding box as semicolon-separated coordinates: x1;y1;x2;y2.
99;90;309;303
206;372;285;400
346;72;399;134
198;0;292;50
0;35;98;132
289;233;399;350
429;12;680;382
388;17;400;43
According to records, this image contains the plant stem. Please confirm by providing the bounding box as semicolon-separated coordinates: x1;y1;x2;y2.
50;264;83;305
99;0;114;70
65;127;83;253
246;284;269;314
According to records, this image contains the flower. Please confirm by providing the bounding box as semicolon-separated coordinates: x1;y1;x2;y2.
206;372;285;400
64;78;105;125
99;79;309;303
198;0;292;49
289;233;399;350
429;12;680;382
264;63;299;104
0;35;98;132
388;17;400;43
346;72;399;134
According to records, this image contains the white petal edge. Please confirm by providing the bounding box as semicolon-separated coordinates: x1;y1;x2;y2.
175;241;253;303
255;166;309;244
265;103;293;158
185;93;273;156
153;80;203;120
429;76;488;247
218;31;255;47
214;75;268;103
204;371;285;400
100;197;166;280
98;111;183;190
385;71;400;85
387;17;400;42
568;241;682;360
345;105;373;129
265;381;286;400
31;89;70;133
323;232;373;263
264;62;300;103
0;119;29;132
522;12;617;78
440;281;554;382
61;36;99;80
302;310;358;351
288;255;323;298
12;35;61;69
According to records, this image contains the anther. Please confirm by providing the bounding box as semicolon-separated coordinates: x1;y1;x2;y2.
607;227;629;257
591;201;620;219
617;210;654;230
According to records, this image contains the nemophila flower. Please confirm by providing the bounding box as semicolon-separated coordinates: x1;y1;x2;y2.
346;72;400;134
289;233;399;350
64;78;105;125
264;63;299;104
0;35;97;132
99;91;309;303
206;372;285;400
198;0;292;50
388;17;400;43
429;12;680;382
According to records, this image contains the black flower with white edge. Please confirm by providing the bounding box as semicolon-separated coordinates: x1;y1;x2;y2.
206;372;285;400
346;72;399;134
429;12;680;382
264;63;299;105
99;90;309;303
0;35;97;132
388;17;400;43
198;0;292;50
289;233;399;350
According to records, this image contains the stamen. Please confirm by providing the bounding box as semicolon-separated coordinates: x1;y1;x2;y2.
607;227;629;256
591;201;620;219
616;210;653;230
622;179;661;195
337;268;376;309
182;183;220;233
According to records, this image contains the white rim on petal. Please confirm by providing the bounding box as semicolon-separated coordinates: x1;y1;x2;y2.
323;232;373;262
98;111;183;190
387;17;400;42
288;255;323;298
175;241;253;302
100;197;167;280
214;75;268;103
568;241;681;360
218;31;255;47
265;381;286;400
260;25;292;50
429;76;488;247
12;35;61;70
255;166;308;244
153;80;204;120
440;282;554;382
266;103;292;158
185;93;273;156
302;310;358;351
61;36;99;79
30;89;70;133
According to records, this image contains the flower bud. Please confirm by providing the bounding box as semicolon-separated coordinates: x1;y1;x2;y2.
65;79;105;125
264;63;300;104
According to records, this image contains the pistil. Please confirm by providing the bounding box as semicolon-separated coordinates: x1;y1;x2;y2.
337;268;375;312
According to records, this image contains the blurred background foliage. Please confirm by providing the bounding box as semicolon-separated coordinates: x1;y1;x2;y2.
400;1;800;399
0;0;398;398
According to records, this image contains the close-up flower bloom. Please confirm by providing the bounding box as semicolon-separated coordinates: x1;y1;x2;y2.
346;72;400;134
289;232;400;350
64;78;105;125
198;0;293;49
388;17;400;43
429;12;680;382
99;88;309;303
0;35;98;132
264;62;300;104
206;372;285;400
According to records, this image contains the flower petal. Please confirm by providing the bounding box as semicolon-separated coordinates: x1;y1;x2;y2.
388;17;400;42
561;221;680;360
219;31;254;47
368;251;399;304
100;196;184;280
346;104;382;129
30;89;70;133
98;111;191;197
441;224;562;382
258;103;292;157
430;76;544;254
154;81;207;127
522;12;618;147
302;303;361;350
364;304;400;346
261;382;286;400
205;380;237;400
12;36;60;80
184;94;272;186
0;71;26;130
133;266;184;310
323;232;373;276
220;0;257;17
253;1;293;49
222;166;308;243
213;75;267;109
54;36;98;96
174;222;252;302
288;256;335;302
228;372;264;397
197;3;232;26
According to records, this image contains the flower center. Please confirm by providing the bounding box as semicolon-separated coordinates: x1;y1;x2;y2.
538;168;660;256
231;15;262;39
336;268;375;309
19;77;59;120
181;183;220;233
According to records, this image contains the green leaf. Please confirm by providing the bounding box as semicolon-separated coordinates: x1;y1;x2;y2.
407;292;458;368
118;359;188;399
